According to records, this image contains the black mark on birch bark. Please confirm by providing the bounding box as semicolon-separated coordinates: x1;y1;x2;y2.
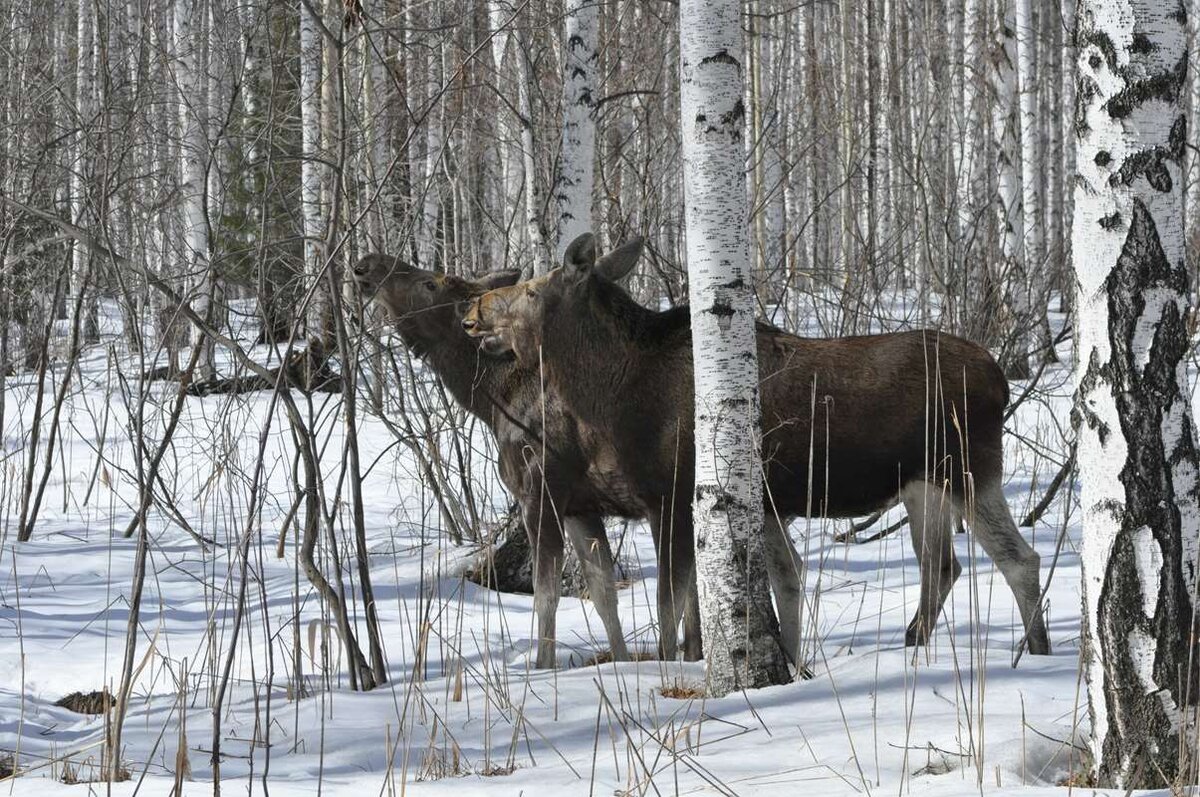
1105;51;1186;120
1110;117;1185;192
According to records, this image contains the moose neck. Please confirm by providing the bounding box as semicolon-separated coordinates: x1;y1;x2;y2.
540;276;687;427
397;309;515;422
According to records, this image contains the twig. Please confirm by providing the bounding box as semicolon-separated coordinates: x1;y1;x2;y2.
1020;442;1077;528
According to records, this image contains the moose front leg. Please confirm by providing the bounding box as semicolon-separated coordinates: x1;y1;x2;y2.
563;515;630;661
523;501;565;669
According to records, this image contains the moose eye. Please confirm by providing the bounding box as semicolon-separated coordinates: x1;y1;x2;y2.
525;287;538;298
422;280;437;293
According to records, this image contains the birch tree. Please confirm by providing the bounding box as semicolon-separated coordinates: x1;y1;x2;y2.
417;11;444;269
679;0;790;696
991;0;1025;367
1073;0;1200;785
299;0;328;344
174;0;215;378
71;0;98;341
489;0;523;266
553;0;598;261
517;26;550;276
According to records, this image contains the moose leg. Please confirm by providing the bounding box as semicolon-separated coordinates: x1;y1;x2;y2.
901;481;961;647
764;515;803;669
524;502;565;669
682;570;702;661
563;515;630;661
967;482;1050;655
650;508;695;661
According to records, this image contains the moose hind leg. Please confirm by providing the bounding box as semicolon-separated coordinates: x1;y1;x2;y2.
652;510;694;661
682;572;702;662
764;515;803;669
563;515;630;661
901;482;961;647
969;482;1050;655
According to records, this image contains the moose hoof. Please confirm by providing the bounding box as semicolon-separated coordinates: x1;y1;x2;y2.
1024;633;1051;656
904;624;929;648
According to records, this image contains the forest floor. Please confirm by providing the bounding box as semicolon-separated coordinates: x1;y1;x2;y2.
0;303;1175;795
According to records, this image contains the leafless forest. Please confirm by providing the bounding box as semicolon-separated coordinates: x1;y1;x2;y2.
1;0;1199;792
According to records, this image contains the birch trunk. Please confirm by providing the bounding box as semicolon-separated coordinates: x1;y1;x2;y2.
1187;1;1200;276
786;1;812;295
865;0;879;282
760;29;785;300
679;0;789;696
1013;0;1042;373
1059;0;1075;298
1046;0;1064;275
299;0;328;344
517;28;550;276
418;25;443;269
553;0;597;261
363;10;395;252
174;0;214;379
489;0;523;267
1073;1;1200;785
71;0;98;341
991;0;1024;367
958;0;983;244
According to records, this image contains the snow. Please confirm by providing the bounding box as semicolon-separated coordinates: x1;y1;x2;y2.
0;301;1187;795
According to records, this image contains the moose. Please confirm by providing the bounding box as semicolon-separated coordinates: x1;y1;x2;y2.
462;233;1051;658
353;254;720;668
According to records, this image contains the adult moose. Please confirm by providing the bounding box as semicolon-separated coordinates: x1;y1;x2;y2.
462;233;1051;659
352;255;703;668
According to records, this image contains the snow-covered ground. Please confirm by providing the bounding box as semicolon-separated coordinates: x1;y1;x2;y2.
0;303;1176;795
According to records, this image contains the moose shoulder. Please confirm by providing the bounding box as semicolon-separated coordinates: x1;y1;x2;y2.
463;233;1050;657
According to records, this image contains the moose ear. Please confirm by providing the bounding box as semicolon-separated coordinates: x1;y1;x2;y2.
594;236;644;282
477;269;521;290
562;233;597;275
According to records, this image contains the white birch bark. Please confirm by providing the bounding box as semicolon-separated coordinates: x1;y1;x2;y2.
238;1;260;163
958;0;983;242
174;0;214;378
991;0;1025;365
865;0;880;279
362;10;395;251
1059;0;1076;287
760;29;785;293
516;28;550;276
71;0;98;340
785;1;811;293
878;0;893;273
418;21;444;269
420;72;443;267
679;0;789;696
553;0;598;262
1187;2;1200;266
1073;0;1200;785
1046;0;1064;273
1013;0;1041;370
489;0;523;267
299;0;328;342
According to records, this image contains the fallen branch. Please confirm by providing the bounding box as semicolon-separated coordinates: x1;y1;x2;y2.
185;349;341;396
1021;442;1077;528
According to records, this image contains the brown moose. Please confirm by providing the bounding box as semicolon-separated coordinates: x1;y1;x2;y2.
352;255;708;668
462;233;1051;659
